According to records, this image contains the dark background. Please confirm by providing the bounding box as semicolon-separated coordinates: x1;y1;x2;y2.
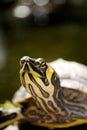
0;0;87;129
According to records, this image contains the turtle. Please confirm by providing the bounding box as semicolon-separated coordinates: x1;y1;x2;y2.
1;56;87;129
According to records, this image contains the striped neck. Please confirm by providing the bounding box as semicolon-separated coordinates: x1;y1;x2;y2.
20;56;62;115
21;70;61;115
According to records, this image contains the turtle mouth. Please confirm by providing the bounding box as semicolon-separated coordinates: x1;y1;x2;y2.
24;62;30;72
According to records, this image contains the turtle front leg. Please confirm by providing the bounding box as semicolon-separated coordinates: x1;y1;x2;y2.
0;104;25;129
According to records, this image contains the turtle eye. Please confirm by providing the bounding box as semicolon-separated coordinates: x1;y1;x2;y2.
35;61;40;67
35;58;46;69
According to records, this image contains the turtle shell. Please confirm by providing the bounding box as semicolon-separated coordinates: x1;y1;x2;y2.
12;86;30;103
50;58;87;93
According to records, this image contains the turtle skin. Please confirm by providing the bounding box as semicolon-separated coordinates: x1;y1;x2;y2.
1;58;87;130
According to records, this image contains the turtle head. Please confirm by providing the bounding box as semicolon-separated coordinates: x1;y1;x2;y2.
20;56;48;80
20;56;60;111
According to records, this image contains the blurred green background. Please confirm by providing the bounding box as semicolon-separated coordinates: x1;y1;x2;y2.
0;0;87;101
